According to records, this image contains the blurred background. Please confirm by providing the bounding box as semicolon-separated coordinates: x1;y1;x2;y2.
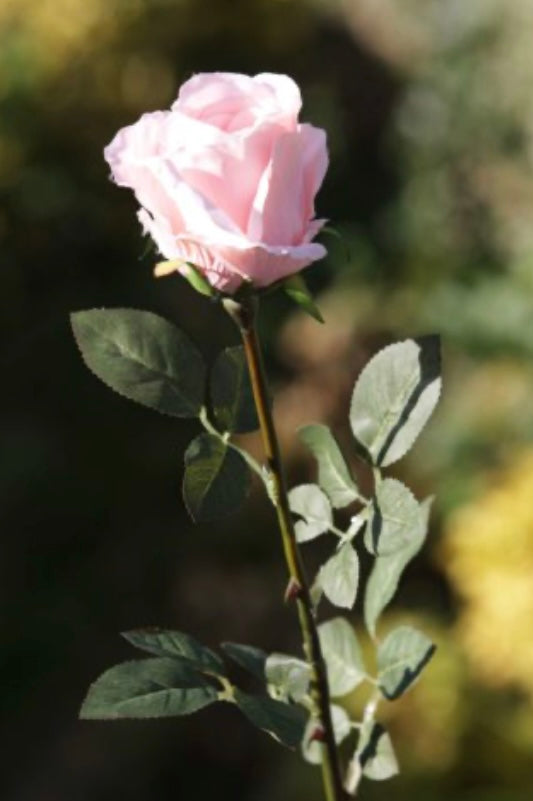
1;0;532;799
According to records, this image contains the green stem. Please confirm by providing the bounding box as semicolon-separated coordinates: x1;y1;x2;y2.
223;295;346;801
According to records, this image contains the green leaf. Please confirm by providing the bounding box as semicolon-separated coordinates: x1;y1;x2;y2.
79;658;218;719
359;722;399;780
183;433;251;521
302;704;351;765
377;625;436;700
282;274;324;323
221;642;267;681
349;337;441;466
122;629;225;675
210;346;258;433
265;653;311;703
289;484;332;543
71;309;206;417
365;478;422;556
234;690;307;748
298;424;360;508
319;543;359;609
318;618;366;697
364;498;432;637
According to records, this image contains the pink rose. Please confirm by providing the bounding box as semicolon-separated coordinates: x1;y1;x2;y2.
104;72;328;293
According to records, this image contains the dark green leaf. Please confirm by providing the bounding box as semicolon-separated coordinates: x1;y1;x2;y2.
298;424;360;508
234;690;307;748
289;484;332;543
211;346;258;433
350;337;441;466
365;498;432;637
80;658;217;719
282;275;324;323
221;642;267;681
122;629;224;674
319;543;359;609
183;433;251;521
318;618;366;696
71;309;206;417
377;626;436;700
365;478;422;556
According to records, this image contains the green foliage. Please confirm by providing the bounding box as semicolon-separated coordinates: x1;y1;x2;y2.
70;309;206;417
350;337;441;466
221;642;267;680
265;653;311;703
358;722;399;781
288;483;332;543
79;658;218;720
319;543;359;609
210;346;259;433
302;704;351;765
122;629;225;675
298;424;360;508
183;433;251;521
364;498;433;637
282;274;324;323
377;625;436;700
233;690;307;749
318;618;366;697
365;478;423;556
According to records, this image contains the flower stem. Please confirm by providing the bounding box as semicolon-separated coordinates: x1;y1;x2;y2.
223;295;346;801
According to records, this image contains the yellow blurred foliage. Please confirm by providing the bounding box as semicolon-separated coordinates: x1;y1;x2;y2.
442;449;533;700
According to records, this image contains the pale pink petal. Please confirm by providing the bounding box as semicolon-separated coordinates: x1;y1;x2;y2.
299;123;329;221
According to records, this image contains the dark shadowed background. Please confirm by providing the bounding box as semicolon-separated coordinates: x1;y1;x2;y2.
1;1;532;799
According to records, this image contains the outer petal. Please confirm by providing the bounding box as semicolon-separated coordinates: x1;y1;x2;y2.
214;240;327;288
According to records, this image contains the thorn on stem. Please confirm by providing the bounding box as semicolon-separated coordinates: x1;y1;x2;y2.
284;576;303;603
309;723;326;743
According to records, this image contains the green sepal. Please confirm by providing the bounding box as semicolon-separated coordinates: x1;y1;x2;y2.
282;275;324;323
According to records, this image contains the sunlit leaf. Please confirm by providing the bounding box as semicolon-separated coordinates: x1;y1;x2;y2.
318;618;366;697
350;337;441;466
298;424;360;508
365;478;422;556
289;484;332;543
302;704;351;765
71;308;206;417
364;498;433;637
183;433;251;521
377;626;436;700
265;653;311;703
319;543;359;609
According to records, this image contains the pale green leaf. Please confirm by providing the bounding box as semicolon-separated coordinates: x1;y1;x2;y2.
359;722;399;780
318;618;366;697
265;653;311;703
319;543;359;609
79;658;217;719
122;628;224;674
350;337;441;466
378;625;436;700
364;498;433;637
183;433;251;521
365;478;422;556
234;690;307;749
211;346;259;433
71;309;206;417
289;484;332;543
298;424;360;508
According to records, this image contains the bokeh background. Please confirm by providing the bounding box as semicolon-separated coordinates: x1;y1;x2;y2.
1;0;532;799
